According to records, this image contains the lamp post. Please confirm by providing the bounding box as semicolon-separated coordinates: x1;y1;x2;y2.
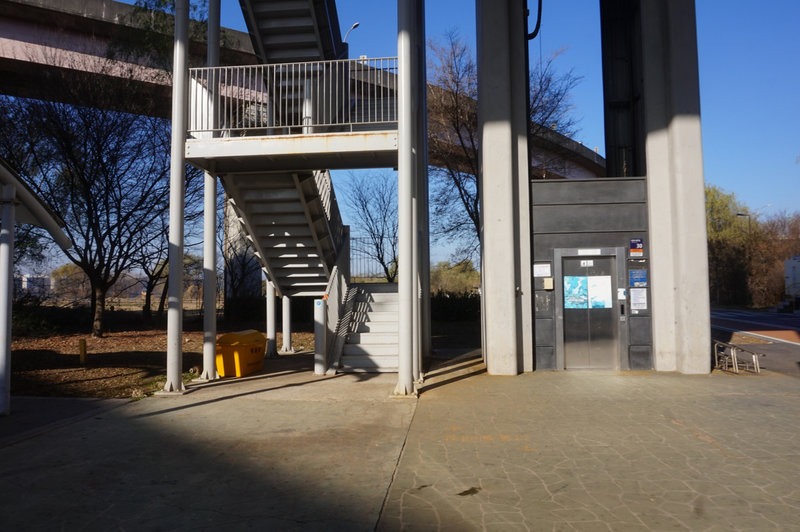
343;21;360;43
736;212;751;234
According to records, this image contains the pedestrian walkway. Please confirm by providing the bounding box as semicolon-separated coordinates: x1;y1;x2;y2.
1;355;799;531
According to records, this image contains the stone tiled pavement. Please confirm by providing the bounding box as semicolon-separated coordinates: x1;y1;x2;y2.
382;369;800;531
2;353;799;531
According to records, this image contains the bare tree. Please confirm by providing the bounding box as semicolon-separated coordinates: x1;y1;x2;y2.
0;59;202;336
427;32;582;258
345;172;398;282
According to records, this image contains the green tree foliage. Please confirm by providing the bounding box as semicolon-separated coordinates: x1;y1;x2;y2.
430;260;480;294
705;185;800;307
705;185;750;305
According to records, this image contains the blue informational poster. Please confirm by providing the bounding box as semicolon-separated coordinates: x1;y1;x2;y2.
564;276;588;309
629;269;648;287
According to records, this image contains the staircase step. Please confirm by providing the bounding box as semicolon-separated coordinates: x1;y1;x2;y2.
352;310;398;323
346;332;398;345
353;321;397;333
338;354;398;372
353;301;398;312
342;344;398;356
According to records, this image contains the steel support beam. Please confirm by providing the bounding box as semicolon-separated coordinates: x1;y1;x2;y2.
266;280;277;356
395;0;424;395
281;295;293;352
0;185;14;415
164;0;189;393
200;0;220;382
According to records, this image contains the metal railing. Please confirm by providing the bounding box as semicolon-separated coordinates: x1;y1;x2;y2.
714;340;764;374
314;170;345;254
350;236;397;282
188;57;398;136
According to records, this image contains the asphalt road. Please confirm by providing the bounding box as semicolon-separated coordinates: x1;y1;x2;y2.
711;309;800;378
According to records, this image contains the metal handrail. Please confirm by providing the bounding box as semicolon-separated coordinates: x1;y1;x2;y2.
188;57;398;136
714;340;764;374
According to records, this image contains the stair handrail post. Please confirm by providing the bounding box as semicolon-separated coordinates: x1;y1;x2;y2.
314;298;327;374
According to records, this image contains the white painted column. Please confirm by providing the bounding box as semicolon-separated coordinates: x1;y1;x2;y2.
395;0;419;395
415;0;431;366
314;298;327;374
281;295;293;353
200;0;220;382
476;0;530;375
266;280;277;357
0;185;15;415
640;0;710;373
164;0;189;393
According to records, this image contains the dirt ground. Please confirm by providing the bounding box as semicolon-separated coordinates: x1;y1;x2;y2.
11;330;314;399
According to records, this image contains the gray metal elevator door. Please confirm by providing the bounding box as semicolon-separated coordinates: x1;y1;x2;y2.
562;256;618;369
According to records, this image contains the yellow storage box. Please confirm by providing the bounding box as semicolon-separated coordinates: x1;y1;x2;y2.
215;330;266;377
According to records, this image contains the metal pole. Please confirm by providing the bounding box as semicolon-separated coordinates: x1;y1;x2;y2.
395;0;415;395
266;280;277;356
281;295;293;352
164;0;189;393
314;299;327;374
200;0;220;382
415;0;429;376
0;185;15;415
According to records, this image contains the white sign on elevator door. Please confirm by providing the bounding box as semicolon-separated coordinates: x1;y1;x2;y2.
580;260;594;267
588;276;612;308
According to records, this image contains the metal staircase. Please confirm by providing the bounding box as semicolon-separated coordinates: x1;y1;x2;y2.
339;284;400;372
239;0;346;63
223;169;344;297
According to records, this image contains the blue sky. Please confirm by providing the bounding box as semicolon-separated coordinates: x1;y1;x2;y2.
219;1;799;218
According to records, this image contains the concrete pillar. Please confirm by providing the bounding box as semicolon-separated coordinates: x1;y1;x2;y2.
164;0;189;393
200;0;220;382
281;295;293;353
395;0;423;395
314;298;326;374
266;280;277;357
476;0;532;375
0;185;15;415
639;0;710;373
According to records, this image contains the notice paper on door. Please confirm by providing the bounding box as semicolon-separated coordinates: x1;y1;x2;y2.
588;276;612;308
564;275;612;309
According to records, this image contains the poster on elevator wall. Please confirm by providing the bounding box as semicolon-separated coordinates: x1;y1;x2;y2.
564;276;588;308
588;276;613;308
630;288;648;310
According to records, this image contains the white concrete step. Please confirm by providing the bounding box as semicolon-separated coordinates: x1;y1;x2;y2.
353;310;398;322
346;332;398;345
353;321;397;333
342;343;398;357
352;301;398;312
338;354;398;372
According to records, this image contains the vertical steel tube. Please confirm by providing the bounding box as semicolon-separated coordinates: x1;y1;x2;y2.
200;0;220;382
314;299;327;374
416;0;431;368
266;280;276;356
0;185;14;414
395;0;415;395
281;295;293;352
165;0;189;393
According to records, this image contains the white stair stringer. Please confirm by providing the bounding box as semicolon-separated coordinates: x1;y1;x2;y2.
338;283;399;373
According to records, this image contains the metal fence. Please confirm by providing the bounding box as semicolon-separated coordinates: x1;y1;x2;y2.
188;57;398;136
350;236;397;281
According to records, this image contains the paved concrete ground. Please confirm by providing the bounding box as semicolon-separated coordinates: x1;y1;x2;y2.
2;354;800;531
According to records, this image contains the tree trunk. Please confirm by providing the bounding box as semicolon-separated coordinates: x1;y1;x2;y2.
92;285;106;337
142;284;153;322
157;278;168;315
